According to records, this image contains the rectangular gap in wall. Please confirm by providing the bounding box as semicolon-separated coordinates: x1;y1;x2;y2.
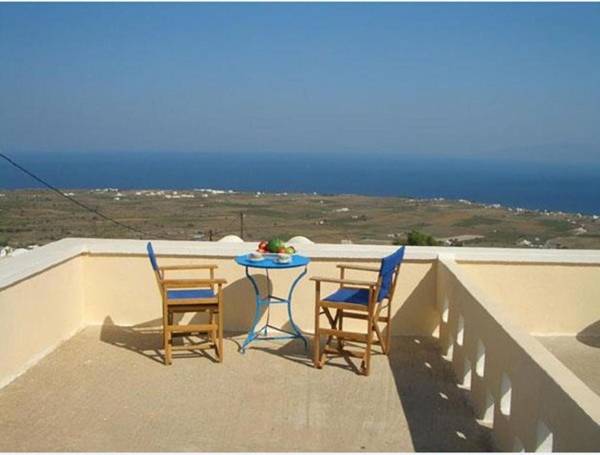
457;314;465;346
500;373;512;417
482;389;495;426
475;339;485;377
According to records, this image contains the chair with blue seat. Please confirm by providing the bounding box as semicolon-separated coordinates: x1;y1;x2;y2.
147;242;227;365
311;246;405;376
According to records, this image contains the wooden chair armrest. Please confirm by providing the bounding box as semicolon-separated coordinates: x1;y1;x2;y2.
310;276;377;287
336;263;380;272
159;264;218;271
161;278;227;288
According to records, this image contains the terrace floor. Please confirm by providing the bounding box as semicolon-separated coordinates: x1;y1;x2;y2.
0;325;492;452
536;335;600;397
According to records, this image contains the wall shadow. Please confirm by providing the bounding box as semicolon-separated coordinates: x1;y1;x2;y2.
387;274;493;452
576;320;600;348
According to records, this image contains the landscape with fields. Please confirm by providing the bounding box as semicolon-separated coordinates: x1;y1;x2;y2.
1;188;599;251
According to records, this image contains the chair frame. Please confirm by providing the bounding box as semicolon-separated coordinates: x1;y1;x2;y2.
311;261;402;376
152;263;226;365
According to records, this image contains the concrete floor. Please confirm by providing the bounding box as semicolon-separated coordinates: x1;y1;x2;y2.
0;326;491;452
536;335;600;396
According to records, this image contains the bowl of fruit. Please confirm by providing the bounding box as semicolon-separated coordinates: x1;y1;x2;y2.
257;238;296;263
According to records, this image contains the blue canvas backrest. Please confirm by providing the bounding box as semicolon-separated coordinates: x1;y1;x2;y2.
147;242;159;272
377;246;406;301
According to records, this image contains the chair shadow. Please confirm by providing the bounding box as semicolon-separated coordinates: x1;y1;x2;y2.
99;316;165;364
387;269;493;452
247;321;374;375
99;274;272;364
100;316;219;364
576;320;600;348
313;340;370;375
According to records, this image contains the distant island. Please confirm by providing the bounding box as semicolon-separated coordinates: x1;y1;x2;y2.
1;188;599;252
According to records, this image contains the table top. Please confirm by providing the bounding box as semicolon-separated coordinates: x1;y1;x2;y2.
235;253;310;269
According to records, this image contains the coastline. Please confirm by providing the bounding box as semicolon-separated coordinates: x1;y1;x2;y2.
1;151;599;215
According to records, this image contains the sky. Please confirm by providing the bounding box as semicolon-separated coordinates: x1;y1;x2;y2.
1;3;600;163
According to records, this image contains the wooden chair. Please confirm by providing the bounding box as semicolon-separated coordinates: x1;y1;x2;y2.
147;242;227;365
311;246;405;376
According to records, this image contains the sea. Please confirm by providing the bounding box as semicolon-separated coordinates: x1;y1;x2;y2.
1;151;599;215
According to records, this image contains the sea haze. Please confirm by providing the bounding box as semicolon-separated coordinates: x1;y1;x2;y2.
1;152;599;215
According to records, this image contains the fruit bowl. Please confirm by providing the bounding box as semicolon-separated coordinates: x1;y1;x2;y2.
256;238;296;255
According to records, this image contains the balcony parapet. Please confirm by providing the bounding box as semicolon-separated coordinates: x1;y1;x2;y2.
3;237;600;292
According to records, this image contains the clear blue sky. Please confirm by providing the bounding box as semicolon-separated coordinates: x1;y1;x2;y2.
1;3;599;162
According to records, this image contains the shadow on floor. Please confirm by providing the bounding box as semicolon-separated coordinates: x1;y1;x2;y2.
577;320;600;348
99;316;164;364
387;269;493;452
243;331;492;451
99;316;222;364
388;336;492;452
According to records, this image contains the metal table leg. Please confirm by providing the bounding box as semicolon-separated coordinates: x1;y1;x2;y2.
239;265;308;353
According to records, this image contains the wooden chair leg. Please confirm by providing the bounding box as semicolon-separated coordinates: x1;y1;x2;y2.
323;307;337;349
209;311;214;343
217;303;224;363
362;312;374;376
209;310;218;360
337;309;344;350
314;298;322;369
385;300;392;355
163;328;169;366
168;311;175;365
162;308;170;365
372;305;388;354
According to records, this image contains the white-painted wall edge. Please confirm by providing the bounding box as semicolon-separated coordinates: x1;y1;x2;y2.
2;237;600;291
0;238;83;290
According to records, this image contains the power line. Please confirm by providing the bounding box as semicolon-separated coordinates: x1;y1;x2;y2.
0;151;147;237
1;151;338;241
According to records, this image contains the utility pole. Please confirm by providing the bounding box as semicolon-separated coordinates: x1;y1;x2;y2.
240;212;245;240
208;229;213;241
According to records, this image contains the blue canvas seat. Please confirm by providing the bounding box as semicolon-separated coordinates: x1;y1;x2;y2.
167;289;216;300
323;288;370;305
311;246;405;376
147;242;227;365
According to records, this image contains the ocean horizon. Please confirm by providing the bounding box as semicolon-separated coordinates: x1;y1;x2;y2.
1;151;599;216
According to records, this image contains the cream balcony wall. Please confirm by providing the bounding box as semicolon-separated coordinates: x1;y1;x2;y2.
82;254;438;336
457;262;600;335
0;239;85;389
438;258;600;452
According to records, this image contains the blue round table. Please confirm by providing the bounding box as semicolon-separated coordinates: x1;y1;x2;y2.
235;253;310;352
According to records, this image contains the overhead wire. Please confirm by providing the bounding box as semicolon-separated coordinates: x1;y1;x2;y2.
0;151;147;237
2;151;335;241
